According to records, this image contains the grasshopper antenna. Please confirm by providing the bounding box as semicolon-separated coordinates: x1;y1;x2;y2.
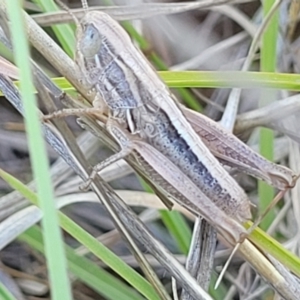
54;0;82;33
215;184;293;289
81;0;89;12
55;0;90;59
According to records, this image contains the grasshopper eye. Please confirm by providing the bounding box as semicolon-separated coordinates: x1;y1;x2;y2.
79;24;102;59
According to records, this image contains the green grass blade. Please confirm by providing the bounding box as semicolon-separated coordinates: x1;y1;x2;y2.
35;71;300;93
5;2;72;299
159;210;191;255
20;226;145;300
0;283;17;300
258;0;279;230
245;222;300;277
156;70;300;90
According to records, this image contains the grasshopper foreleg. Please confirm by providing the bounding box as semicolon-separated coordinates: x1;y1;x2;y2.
42;108;100;121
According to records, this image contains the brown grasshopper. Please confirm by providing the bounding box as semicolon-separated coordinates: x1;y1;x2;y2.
0;0;297;297
39;1;297;247
60;8;297;247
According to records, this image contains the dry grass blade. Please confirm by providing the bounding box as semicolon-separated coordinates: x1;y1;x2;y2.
181;218;216;299
32;0;255;26
235;93;300;144
0;56;19;79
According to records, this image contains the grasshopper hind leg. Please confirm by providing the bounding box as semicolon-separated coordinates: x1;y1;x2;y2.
80;118;136;190
80;146;133;190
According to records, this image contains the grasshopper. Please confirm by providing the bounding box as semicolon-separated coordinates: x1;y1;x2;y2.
66;9;297;246
0;0;297;297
